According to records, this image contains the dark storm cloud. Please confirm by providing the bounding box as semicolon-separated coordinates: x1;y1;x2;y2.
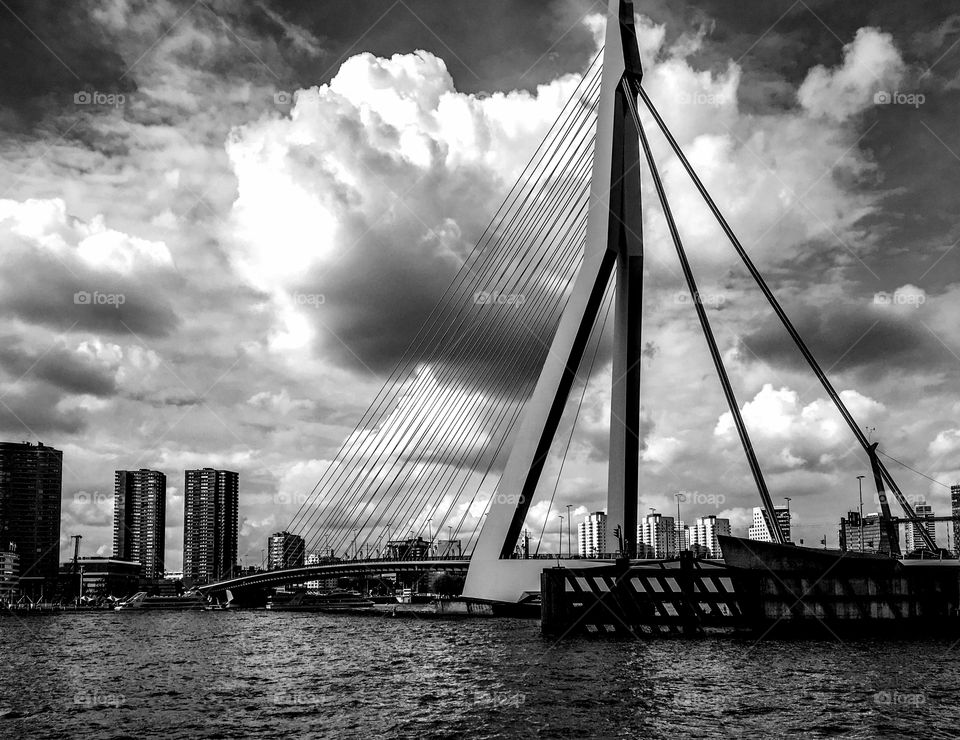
124;390;201;408
272;0;599;94
0;0;136;130
0;337;116;397
0;385;85;435
738;301;950;380
0;249;180;337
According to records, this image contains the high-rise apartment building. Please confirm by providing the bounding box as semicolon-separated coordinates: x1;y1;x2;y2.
952;485;960;558
114;469;166;581
577;511;607;557
182;468;239;585
691;515;731;559
268;531;305;570
904;499;936;553
0;441;62;594
747;507;791;543
637;513;675;558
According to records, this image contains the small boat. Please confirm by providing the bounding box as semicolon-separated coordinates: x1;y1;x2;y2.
266;590;375;612
114;591;208;611
394;588;433;604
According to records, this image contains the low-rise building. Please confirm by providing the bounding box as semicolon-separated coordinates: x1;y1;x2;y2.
58;557;141;599
839;511;896;555
433;539;462;557
0;544;18;603
384;537;430;560
304;551;338;591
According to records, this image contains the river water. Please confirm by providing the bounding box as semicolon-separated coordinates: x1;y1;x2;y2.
0;610;957;738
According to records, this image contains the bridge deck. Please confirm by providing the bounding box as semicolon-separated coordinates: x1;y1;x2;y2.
198;558;471;593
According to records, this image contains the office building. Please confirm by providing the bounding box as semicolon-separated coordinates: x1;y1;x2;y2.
114;469;166;581
691;515;731;559
434;538;462;557
952;485;960;558
638;513;675;559
0;544;18;602
577;511;607;557
839;511;896;555
747;506;791;543
59;557;140;599
182;468;239;586
304;550;338;591
268;531;305;570
384;537;430;560
0;441;62;594
904;499;936;553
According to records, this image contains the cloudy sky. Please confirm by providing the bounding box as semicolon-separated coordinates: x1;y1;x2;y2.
2;0;959;569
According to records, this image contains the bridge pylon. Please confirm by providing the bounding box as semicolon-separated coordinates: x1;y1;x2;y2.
463;0;644;603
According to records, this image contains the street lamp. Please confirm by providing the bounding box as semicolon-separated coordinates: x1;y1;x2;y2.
558;515;564;558
856;475;865;553
565;504;573;558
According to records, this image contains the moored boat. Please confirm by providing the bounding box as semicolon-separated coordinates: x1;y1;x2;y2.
266;590;375;612
114;591;208;611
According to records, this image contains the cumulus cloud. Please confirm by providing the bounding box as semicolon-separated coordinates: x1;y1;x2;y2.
0;197;180;336
715;384;885;472
225;48;583;368
797;28;905;121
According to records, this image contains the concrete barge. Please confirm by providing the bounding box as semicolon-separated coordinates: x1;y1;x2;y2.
540;535;960;637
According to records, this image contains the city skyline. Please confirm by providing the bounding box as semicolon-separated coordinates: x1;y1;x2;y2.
1;0;960;572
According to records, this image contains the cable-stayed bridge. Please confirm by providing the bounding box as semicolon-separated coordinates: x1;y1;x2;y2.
203;0;936;604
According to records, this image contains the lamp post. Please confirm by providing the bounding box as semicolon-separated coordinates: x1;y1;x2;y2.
428;519;433;556
558;515;564;558
857;475;865;552
565;504;573;558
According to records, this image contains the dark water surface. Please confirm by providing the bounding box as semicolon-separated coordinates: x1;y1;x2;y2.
1;611;957;738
